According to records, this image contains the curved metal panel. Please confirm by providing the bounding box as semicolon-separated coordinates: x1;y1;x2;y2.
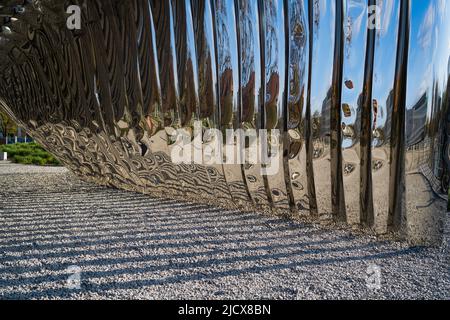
285;0;312;215
192;0;234;206
238;0;271;209
403;0;449;245
310;0;335;217
214;0;252;208
341;0;368;225
261;0;291;211
371;0;401;233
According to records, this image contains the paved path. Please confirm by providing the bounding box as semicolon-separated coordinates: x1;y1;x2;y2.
0;162;448;299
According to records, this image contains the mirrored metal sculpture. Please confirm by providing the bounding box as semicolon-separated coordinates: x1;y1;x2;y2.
0;0;449;245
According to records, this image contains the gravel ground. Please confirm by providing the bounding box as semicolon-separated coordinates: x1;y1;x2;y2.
0;161;448;300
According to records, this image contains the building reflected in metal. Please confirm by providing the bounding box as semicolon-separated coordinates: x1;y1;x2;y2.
0;0;449;245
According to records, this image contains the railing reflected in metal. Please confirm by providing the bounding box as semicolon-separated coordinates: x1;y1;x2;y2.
0;0;448;245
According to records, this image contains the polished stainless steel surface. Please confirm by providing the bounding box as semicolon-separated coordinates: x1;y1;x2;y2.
238;0;271;209
310;0;334;218
0;0;449;245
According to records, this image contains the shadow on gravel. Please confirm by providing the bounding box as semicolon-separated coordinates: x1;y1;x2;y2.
0;167;447;299
0;197;426;300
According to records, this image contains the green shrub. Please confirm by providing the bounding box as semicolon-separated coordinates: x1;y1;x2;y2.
0;142;61;166
31;156;46;166
13;155;33;165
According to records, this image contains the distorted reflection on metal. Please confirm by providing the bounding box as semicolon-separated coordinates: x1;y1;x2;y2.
0;0;448;245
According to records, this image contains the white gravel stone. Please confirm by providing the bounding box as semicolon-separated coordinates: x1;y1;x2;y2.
0;162;448;300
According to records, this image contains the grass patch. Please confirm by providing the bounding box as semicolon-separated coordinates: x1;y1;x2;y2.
0;142;61;166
